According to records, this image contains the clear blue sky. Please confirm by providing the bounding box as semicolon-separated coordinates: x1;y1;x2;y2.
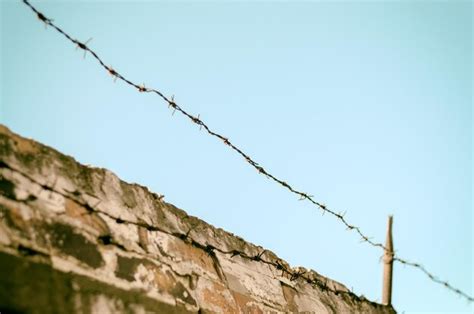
1;0;472;312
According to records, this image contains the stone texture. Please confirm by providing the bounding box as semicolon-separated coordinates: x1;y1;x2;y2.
0;124;396;313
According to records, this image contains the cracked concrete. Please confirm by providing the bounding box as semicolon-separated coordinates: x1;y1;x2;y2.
0;124;396;313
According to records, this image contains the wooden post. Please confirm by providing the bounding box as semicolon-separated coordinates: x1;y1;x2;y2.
382;215;394;306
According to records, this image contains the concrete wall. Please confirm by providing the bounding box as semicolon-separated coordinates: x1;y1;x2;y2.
0;125;395;313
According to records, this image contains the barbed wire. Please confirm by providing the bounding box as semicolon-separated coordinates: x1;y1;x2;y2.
394;257;473;302
1;160;371;305
21;0;386;254
21;0;473;303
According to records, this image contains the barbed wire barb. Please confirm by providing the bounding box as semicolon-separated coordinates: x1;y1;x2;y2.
20;0;473;304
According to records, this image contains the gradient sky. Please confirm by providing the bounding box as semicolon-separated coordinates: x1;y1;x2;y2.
1;0;472;313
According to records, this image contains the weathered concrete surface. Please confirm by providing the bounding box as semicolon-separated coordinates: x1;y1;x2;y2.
0;124;396;313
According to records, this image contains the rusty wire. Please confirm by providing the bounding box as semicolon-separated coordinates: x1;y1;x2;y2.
0;159;364;302
21;0;473;303
20;0;386;254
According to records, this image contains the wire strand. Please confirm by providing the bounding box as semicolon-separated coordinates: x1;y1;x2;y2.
21;0;473;303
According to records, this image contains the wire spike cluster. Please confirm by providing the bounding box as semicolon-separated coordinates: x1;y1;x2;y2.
21;0;473;304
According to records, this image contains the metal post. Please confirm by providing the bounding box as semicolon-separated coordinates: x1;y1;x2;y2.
382;215;394;306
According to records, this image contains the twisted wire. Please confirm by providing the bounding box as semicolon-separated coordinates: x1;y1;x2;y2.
21;0;473;303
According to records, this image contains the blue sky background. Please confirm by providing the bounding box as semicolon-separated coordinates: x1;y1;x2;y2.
1;0;472;312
